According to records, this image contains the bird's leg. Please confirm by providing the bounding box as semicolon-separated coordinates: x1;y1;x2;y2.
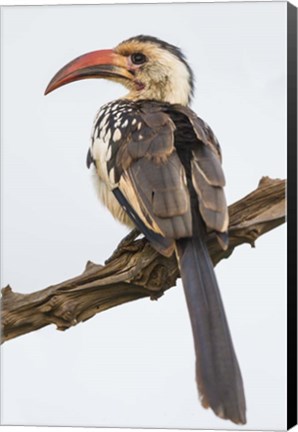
105;228;141;264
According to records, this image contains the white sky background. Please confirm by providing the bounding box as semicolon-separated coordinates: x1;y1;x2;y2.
1;2;287;430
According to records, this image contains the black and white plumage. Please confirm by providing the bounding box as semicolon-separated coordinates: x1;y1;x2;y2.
45;35;246;425
87;99;228;252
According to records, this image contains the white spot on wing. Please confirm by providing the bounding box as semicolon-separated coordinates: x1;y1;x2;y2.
113;128;122;142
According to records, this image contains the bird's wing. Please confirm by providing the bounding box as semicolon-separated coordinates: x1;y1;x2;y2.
111;103;193;241
170;104;228;233
92;101;228;254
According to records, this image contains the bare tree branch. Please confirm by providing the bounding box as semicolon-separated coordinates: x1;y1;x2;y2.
1;177;286;343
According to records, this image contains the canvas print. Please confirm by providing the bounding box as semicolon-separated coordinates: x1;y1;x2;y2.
1;1;296;430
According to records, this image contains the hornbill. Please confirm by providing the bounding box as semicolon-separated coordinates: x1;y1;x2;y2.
45;35;246;424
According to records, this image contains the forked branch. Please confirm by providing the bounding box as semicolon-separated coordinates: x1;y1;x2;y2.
1;177;286;343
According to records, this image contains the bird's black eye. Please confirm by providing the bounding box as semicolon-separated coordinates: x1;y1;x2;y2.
131;52;147;65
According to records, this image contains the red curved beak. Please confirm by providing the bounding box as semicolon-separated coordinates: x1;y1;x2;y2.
45;49;134;95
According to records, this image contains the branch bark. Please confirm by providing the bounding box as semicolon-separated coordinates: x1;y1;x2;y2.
1;176;286;343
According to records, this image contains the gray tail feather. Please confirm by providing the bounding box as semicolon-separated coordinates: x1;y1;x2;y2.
176;236;246;424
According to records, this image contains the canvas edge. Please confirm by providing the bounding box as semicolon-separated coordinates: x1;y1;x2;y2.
287;1;298;430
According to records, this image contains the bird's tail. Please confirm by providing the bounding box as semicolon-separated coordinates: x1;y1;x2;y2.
175;235;246;425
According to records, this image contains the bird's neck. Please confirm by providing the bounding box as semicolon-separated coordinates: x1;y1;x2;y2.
125;82;190;106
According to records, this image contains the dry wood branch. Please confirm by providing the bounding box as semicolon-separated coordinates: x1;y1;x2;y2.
1;177;286;343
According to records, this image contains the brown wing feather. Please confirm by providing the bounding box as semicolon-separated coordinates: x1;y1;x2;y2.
110;105;193;241
191;147;228;233
174;104;223;160
127;119;174;161
126;154;192;239
114;101;228;242
171;104;228;234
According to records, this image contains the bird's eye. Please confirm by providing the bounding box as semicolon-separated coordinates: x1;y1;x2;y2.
130;53;147;65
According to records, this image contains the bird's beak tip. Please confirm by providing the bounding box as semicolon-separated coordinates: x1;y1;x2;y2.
44;79;59;95
44;86;51;96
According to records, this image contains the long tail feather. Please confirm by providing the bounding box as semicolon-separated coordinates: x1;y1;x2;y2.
176;235;246;424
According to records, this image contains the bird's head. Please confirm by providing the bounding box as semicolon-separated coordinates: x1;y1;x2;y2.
45;35;194;106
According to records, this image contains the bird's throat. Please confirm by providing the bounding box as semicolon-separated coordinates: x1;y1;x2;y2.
125;79;190;106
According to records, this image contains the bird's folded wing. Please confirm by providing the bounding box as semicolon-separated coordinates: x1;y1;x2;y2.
172;104;229;234
116;106;193;243
108;102;228;249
